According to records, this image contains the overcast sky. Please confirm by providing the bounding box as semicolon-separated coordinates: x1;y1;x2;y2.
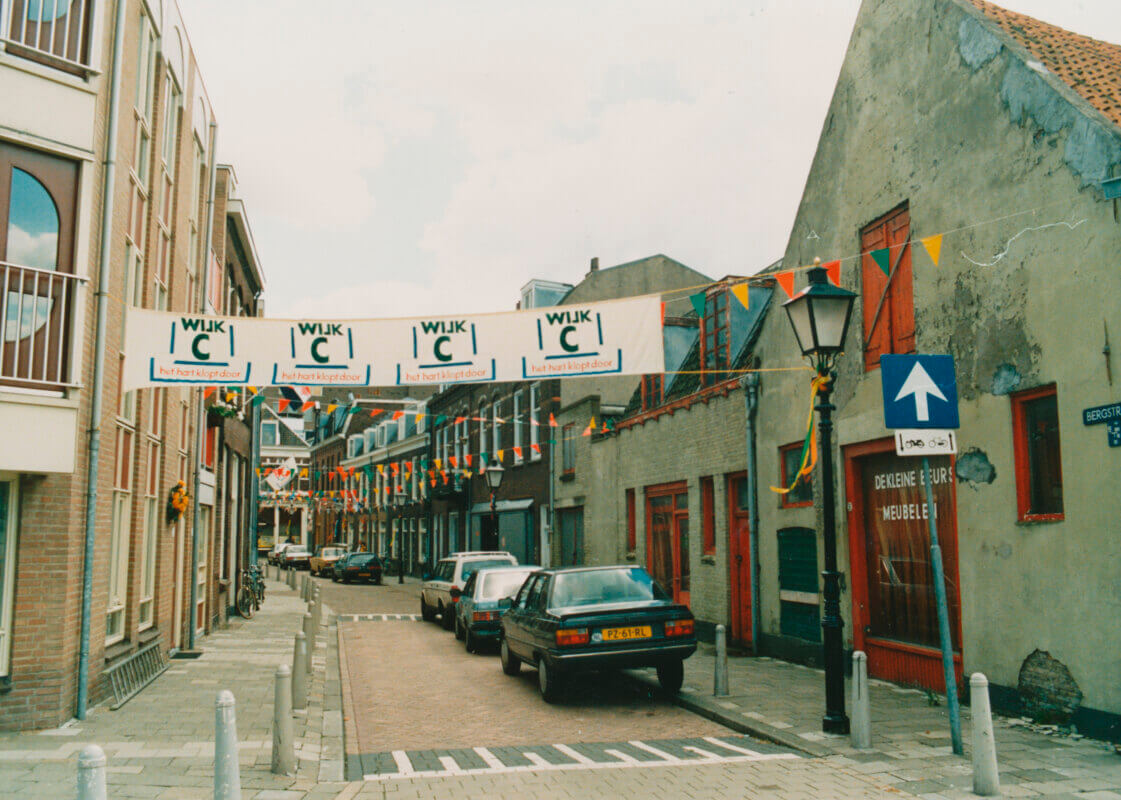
178;0;1121;320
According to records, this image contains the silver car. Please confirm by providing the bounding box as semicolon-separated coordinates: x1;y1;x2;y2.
420;551;517;630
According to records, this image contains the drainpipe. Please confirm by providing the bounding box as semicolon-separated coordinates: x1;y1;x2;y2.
187;121;219;651
741;373;762;655
247;397;261;566
77;0;130;722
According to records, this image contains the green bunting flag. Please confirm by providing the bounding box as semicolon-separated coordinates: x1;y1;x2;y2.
689;291;706;318
870;248;891;276
249;394;265;407
435;414;448;425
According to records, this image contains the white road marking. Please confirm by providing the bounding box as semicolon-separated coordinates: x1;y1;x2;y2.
704;737;762;757
553;743;595;764
628;740;680;762
683;746;722;760
603;749;639;764
391;750;413;775
438;755;461;773
473;746;505;769
522;752;551;767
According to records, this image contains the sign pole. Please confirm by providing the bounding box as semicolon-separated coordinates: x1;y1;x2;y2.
921;455;963;755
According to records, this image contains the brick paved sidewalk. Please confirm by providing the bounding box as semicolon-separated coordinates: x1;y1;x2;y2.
629;646;1121;799
0;570;345;800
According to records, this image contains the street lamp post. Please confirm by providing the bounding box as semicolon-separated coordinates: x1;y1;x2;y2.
484;463;504;551
395;494;405;584
782;262;857;736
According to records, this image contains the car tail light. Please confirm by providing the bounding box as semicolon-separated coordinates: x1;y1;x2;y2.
450;585;460;602
473;611;497;622
555;628;589;646
664;619;694;638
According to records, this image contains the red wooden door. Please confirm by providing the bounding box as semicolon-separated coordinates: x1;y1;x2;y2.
646;483;690;606
726;473;752;645
845;438;963;692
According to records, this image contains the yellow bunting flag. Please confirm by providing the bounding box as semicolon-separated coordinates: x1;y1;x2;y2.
326;404;337;414
300;468;308;478
730;282;750;310
921;234;943;266
415;413;425;425
496;449;504;462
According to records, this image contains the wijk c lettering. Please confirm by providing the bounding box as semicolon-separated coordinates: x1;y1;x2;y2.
434;335;452;362
310;337;329;363
559;325;578;352
191;333;210;360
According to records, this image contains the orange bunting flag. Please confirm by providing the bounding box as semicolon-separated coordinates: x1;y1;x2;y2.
730;282;750;311
823;259;842;286
328;471;337;480
465;454;473;467
582;426;592;437
449;456;457;469
203;386;217;399
390;462;399;474
348;467;356;477
278;398;291;412
454;416;466;425
369;408;384;418
548;413;557;427
430;479;437;487
776;270;796;300
392;410;404;421
441;470;448;484
921;234;943;266
300;401;315;412
428;469;435;479
512;446;522;460
531;443;541;454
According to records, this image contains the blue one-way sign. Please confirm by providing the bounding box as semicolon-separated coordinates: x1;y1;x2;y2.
880;354;959;429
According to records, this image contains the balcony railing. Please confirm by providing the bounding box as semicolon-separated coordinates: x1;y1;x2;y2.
0;0;95;74
1;261;84;390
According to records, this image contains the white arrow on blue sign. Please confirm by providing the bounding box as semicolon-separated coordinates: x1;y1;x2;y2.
880;354;959;429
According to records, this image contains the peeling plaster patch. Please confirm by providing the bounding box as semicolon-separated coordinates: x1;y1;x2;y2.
1000;59;1121;187
958;16;1002;69
1018;650;1083;725
991;363;1022;395
956;448;996;485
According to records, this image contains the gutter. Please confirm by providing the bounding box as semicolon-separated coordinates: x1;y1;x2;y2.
187;120;219;651
741;373;762;654
77;0;130;721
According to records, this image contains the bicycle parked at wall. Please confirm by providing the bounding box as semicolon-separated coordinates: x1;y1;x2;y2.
236;564;266;619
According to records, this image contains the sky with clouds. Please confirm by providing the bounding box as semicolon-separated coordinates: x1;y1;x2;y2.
178;0;1121;320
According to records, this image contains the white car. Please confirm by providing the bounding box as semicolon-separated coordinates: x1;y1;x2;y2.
420;551;517;630
268;541;297;565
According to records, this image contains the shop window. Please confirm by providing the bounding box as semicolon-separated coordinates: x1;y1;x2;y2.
701;476;715;555
1011;384;1063;521
861;204;914;371
779;442;813;508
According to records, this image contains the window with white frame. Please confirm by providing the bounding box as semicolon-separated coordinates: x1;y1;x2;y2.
107;426;134;645
478;401;488;455
138;440;159;629
492;400;502;454
513;390;524;462
530;384;541;460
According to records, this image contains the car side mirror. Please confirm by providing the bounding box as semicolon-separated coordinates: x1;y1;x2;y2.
498;597;513;610
449;587;462;600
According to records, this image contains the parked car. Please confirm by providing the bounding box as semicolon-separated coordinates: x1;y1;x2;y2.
420;551;518;630
281;545;311;570
310;544;348;576
333;553;382;584
268;541;297;565
452;565;537;653
498;565;696;703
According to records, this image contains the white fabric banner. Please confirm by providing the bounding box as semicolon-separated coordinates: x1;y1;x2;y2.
265;456;298;491
122;294;665;391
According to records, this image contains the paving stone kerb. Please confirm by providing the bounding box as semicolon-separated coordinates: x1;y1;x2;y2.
0;575;344;800
628;645;1121;798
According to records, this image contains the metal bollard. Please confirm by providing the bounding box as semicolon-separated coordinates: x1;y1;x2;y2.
713;624;729;696
850;651;871;749
271;664;296;775
214;690;242;800
971;673;1000;796
76;744;108;800
302;611;316;675
292;632;308;710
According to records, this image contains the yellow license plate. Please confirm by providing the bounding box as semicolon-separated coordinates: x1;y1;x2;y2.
602;625;652;641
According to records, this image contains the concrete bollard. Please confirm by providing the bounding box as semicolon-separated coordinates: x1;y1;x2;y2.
292;632;308;710
850;651;871;749
271;664;296;775
313;587;323;630
713;624;729;697
287;567;294;589
76;744;108;800
214;690;242;800
302;611;316;674
971;673;1000;796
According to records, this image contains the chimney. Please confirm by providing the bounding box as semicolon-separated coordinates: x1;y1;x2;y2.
589;257;599;273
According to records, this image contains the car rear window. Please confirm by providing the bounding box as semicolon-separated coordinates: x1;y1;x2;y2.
460;558;516;583
549;568;669;608
323;548;345;557
350;554;379;567
479;570;533;600
287;547;309;555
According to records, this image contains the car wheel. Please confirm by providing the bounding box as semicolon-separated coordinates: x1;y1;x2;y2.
538;658;563;703
500;639;520;675
657;659;684;693
331;573;339;583
440;605;455;631
465;626;477;654
375;575;383;586
454;613;465;641
420;597;435;622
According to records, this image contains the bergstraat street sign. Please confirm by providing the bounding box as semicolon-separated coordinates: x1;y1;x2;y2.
880;354;960;430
